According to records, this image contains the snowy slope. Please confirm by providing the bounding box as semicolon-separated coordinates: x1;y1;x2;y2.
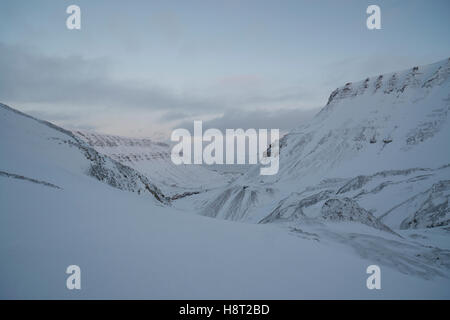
73;131;229;198
194;58;450;228
0;103;168;203
272;58;450;183
2;172;450;299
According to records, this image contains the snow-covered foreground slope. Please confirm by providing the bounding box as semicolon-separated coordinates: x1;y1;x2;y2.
73;131;229;198
1;168;450;299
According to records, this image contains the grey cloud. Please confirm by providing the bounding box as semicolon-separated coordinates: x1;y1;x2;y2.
0;43;320;136
159;111;198;121
0;43;224;112
175;107;319;134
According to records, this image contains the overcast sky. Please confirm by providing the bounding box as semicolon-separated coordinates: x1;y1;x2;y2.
1;0;449;139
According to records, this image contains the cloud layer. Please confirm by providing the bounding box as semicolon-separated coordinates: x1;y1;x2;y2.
0;43;320;138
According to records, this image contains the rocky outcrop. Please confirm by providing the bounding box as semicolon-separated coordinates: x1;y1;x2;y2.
320;198;396;234
399;180;450;229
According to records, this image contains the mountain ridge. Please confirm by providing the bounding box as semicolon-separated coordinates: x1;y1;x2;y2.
0;102;169;204
190;57;450;229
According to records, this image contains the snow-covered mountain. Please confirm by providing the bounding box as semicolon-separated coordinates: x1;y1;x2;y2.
195;58;450;231
0;103;168;204
73;131;229;198
7;100;447;299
